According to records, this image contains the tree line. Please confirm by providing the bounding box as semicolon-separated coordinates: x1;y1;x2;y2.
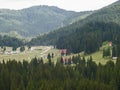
0;55;120;90
28;22;120;55
0;35;24;48
56;22;120;54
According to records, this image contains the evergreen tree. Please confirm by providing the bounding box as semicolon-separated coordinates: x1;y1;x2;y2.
52;53;54;58
103;49;106;58
112;45;117;57
106;47;111;57
47;53;52;65
3;47;6;53
103;48;111;58
20;46;25;52
12;46;17;51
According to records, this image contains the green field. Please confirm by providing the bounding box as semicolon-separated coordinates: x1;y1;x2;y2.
85;50;113;65
84;42;116;65
0;46;60;63
0;42;116;65
61;42;116;65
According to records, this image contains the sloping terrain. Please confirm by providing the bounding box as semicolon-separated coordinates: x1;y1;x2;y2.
0;5;92;37
30;0;120;46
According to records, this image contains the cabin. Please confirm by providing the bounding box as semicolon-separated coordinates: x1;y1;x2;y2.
112;57;117;60
4;51;19;55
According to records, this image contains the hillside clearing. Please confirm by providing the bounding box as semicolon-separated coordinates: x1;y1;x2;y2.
0;46;59;62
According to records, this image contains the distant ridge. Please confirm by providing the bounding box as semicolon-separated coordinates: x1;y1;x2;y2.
29;0;120;45
0;5;92;37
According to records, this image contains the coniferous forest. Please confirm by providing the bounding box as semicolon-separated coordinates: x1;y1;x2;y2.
1;1;120;90
29;22;120;55
0;56;120;90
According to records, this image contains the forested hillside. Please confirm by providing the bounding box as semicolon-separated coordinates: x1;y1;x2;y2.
0;35;24;47
56;22;120;54
29;0;120;54
0;6;92;37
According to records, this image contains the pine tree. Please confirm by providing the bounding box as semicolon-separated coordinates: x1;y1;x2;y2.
12;46;17;51
20;46;25;52
112;45;117;57
52;53;54;58
103;49;106;58
47;53;52;65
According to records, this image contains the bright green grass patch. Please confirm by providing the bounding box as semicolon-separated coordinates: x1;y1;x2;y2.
85;50;113;65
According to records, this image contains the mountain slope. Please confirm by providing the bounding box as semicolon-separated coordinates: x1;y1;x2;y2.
81;0;120;24
0;5;92;37
30;0;120;46
56;22;120;53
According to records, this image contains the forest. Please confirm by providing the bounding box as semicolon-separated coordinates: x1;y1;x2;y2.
0;35;24;48
0;55;120;90
29;22;120;55
56;22;120;54
29;0;120;47
2;22;120;56
1;2;120;89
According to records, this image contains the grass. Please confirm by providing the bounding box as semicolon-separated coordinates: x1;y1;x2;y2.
0;46;59;63
59;41;116;65
85;42;116;65
85;50;113;65
0;41;116;65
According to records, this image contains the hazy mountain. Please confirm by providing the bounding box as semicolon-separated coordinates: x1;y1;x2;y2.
0;5;92;37
29;0;120;45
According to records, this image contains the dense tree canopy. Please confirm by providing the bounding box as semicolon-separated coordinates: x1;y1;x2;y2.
0;35;24;47
29;0;120;46
0;56;120;90
56;22;120;54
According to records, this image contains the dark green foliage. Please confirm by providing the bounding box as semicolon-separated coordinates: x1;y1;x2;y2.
47;53;52;65
112;37;120;57
51;53;54;58
47;53;51;60
112;45;117;57
29;0;120;46
56;22;120;54
12;46;17;51
0;56;120;90
20;46;25;52
27;45;31;50
29;21;120;54
103;47;111;58
0;35;24;47
3;47;6;52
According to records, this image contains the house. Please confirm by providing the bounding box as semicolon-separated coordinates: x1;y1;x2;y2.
112;57;117;60
4;51;19;55
59;49;67;56
10;51;19;54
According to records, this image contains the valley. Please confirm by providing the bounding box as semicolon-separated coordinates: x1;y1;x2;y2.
0;0;120;90
0;41;116;65
0;0;119;67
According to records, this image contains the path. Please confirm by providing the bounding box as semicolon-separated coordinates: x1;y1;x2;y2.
40;46;52;58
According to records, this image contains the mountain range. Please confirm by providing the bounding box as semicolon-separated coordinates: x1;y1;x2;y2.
29;0;120;46
0;5;92;37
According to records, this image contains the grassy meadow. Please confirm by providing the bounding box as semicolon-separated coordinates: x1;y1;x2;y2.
0;46;60;63
0;42;116;65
